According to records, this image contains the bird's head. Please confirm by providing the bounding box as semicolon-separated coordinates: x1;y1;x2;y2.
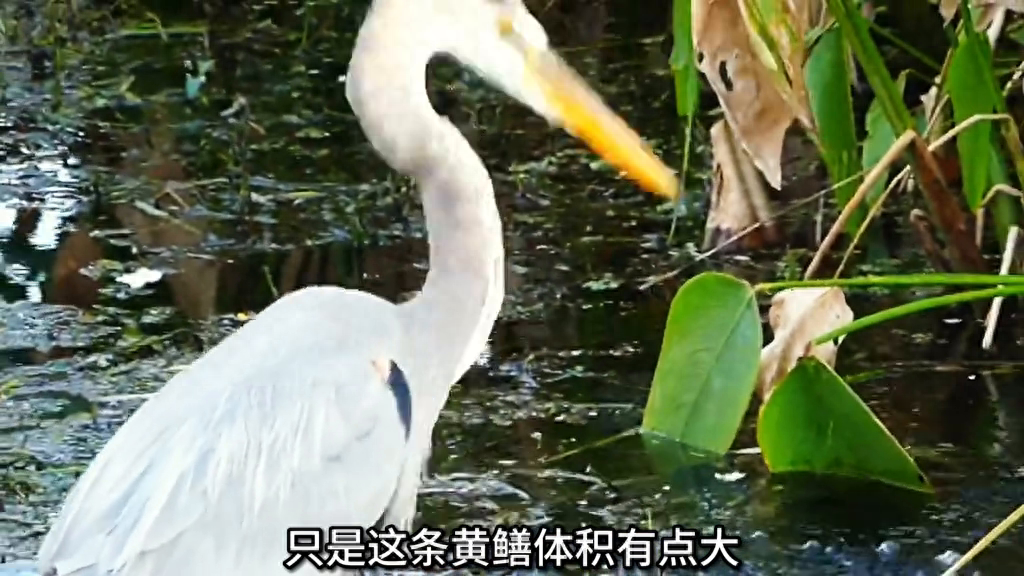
423;0;680;200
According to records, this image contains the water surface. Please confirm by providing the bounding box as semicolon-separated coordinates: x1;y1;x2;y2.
0;1;1022;573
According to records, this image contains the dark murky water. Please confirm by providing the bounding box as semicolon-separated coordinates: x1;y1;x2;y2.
1;0;1022;573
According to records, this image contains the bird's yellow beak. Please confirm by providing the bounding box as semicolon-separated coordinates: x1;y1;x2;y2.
522;46;680;201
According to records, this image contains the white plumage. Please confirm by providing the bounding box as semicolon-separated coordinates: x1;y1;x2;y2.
38;288;407;575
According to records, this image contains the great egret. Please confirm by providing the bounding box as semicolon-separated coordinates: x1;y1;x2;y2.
21;0;678;574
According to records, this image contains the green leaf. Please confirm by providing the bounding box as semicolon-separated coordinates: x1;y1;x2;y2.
670;0;699;118
642;272;762;454
757;357;932;493
806;27;861;234
756;273;1024;293
946;20;999;211
862;71;908;207
825;0;913;132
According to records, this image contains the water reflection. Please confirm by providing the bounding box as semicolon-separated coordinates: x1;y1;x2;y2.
0;0;1022;572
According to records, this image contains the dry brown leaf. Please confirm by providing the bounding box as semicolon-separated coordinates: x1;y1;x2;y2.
736;0;819;127
703;119;778;249
757;287;854;400
939;0;959;22
939;0;1023;25
794;0;831;31
693;0;801;189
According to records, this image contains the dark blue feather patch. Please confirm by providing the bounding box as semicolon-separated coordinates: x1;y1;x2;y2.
386;361;412;440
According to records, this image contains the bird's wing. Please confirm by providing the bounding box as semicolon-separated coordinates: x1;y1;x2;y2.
37;287;412;576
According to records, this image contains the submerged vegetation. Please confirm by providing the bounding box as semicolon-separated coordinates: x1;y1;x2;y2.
0;0;1021;572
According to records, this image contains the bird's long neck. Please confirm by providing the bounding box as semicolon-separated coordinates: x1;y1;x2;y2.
347;7;505;441
399;136;505;421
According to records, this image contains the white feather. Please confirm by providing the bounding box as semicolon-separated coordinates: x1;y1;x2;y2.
36;286;410;576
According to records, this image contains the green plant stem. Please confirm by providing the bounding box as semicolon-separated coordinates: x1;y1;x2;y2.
813;286;1024;345
539;427;638;464
865;19;941;73
828;0;990;277
756;273;1024;293
667;0;698;244
667;108;694;244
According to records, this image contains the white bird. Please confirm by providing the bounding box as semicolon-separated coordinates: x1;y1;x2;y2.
20;0;678;574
